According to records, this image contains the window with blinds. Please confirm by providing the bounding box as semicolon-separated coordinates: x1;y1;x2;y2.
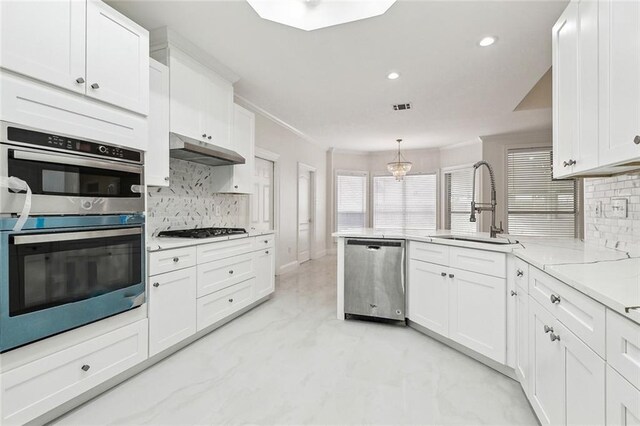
444;168;477;233
373;174;437;230
335;171;368;231
507;148;577;237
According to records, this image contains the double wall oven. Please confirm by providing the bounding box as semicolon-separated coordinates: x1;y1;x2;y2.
0;122;146;352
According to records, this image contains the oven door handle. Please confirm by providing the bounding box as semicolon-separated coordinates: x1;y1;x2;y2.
11;149;143;174
12;227;141;245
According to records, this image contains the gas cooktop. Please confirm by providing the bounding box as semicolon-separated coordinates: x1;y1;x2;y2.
157;227;247;239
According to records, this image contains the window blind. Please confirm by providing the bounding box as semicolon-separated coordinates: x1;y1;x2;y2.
335;172;368;231
507;148;577;237
444;168;477;233
373;174;437;230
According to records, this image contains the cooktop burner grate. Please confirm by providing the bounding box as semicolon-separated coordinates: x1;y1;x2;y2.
157;227;247;239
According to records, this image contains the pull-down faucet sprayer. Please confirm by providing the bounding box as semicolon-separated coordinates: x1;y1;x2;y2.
470;161;503;238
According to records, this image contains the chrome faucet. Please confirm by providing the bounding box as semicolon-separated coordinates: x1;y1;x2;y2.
470;161;503;238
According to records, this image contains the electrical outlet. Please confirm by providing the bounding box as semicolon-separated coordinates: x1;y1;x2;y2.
215;205;221;217
594;201;602;218
611;198;628;218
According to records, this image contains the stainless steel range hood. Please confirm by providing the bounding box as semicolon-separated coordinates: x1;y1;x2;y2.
169;133;245;166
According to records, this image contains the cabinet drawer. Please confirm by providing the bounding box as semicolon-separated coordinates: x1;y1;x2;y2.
196;278;255;331
1;319;148;425
514;257;529;292
149;246;197;276
409;241;449;266
197;252;255;297
607;310;640;390
529;267;605;357
197;237;255;264
449;246;506;278
254;234;275;250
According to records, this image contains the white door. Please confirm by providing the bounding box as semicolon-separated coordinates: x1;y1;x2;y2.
515;288;530;392
252;157;274;231
85;0;148;115
255;248;275;299
297;168;312;263
230;104;255;193
607;365;640;426
205;72;234;149
146;59;170;187
529;299;564;426
448;268;506;363
407;260;449;336
599;0;640;166
148;268;197;357
169;51;207;142
0;0;86;94
557;321;605;426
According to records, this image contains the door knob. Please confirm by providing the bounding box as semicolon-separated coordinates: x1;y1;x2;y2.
173;257;179;263
202;133;207;138
90;83;99;89
634;135;640;145
265;250;269;254
228;298;234;303
510;290;518;296
448;273;455;279
441;272;447;277
153;282;159;288
550;294;561;304
75;77;85;84
516;269;524;277
229;270;234;274
549;333;561;342
544;325;553;334
208;136;212;140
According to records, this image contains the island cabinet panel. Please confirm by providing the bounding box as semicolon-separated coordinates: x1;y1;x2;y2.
607;365;640;426
408;259;449;336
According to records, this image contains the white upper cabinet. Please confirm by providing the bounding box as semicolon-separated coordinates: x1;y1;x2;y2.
552;0;599;178
85;0;149;115
146;58;170;187
599;0;640;166
168;49;208;142
0;0;86;94
205;72;234;150
0;0;149;116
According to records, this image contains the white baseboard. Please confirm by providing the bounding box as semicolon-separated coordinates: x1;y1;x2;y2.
277;260;299;275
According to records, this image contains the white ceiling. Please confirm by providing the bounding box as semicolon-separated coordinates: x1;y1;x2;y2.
109;0;568;151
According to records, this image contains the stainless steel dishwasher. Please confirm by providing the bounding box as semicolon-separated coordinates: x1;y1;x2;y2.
344;238;405;322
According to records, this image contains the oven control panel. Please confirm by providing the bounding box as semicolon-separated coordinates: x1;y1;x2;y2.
6;126;142;163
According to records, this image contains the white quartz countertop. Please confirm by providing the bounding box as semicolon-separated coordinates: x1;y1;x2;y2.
333;228;640;323
147;230;276;252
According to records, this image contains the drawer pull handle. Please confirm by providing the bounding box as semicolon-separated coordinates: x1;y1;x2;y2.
90;83;100;89
448;273;455;279
153;282;160;288
173;257;179;263
550;294;561;304
81;364;91;372
563;159;576;167
510;290;517;296
228;298;234;303
516;269;524;277
634;135;640;145
544;325;553;334
441;272;447;277
75;77;85;84
549;333;561;342
229;270;234;274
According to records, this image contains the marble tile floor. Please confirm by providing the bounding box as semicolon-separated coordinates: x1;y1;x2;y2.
53;255;537;425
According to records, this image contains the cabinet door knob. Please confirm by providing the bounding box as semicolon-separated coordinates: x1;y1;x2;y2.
544;325;553;334
549;333;561;342
202;133;207;138
265;250;269;254
234;185;239;189
516;269;524;277
75;77;85;84
550;294;561;304
164;177;170;181
208;136;212;140
510;290;517;296
229;270;234;274
634;135;640;145
441;272;447;277
90;83;99;89
264;240;268;244
81;364;91;372
153;282;160;288
448;273;455;279
173;257;179;263
228;298;234;303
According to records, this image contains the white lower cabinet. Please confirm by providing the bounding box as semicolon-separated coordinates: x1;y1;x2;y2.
197;278;255;331
197;251;255;297
529;298;605;426
255;248;275;299
607;365;640;426
148;267;197;357
408;260;449;336
0;319;148;425
515;285;529;392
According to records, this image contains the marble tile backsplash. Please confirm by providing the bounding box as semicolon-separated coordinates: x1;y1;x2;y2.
146;158;249;236
584;171;640;255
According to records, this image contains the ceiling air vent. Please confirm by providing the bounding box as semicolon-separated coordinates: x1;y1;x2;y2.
393;103;412;111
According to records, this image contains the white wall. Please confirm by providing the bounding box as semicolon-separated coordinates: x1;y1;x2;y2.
237;99;327;274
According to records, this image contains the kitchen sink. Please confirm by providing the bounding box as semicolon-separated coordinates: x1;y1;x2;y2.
431;235;518;245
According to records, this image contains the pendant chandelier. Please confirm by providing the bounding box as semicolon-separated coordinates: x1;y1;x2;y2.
386;139;412;181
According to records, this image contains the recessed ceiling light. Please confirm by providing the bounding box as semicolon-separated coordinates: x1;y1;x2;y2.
387;72;400;80
479;36;497;47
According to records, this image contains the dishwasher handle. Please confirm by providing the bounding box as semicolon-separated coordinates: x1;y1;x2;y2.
346;239;404;248
367;245;381;251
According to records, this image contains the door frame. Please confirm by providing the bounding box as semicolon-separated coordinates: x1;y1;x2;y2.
255;147;280;270
297;162;316;263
